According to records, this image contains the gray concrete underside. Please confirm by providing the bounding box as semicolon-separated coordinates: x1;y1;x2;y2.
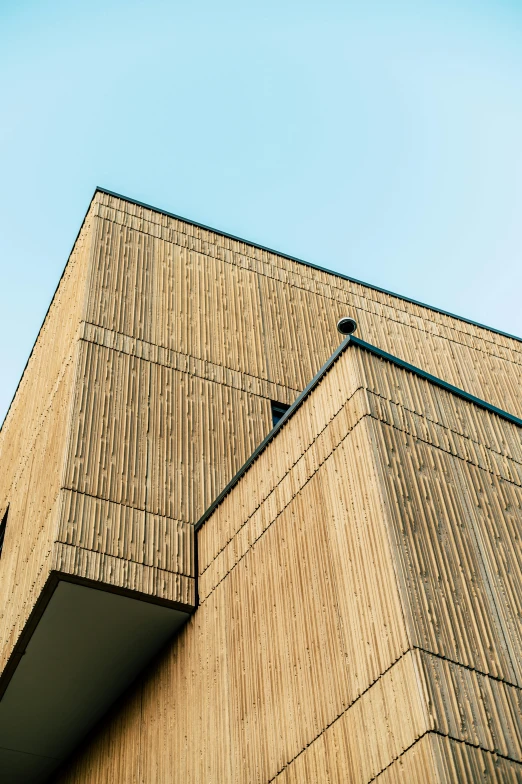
0;581;189;783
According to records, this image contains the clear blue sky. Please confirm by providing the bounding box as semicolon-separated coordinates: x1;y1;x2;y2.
1;0;522;424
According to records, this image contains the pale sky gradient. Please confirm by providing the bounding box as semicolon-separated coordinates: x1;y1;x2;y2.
1;0;522;423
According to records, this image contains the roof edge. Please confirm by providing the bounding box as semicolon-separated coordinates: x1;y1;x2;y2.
195;335;522;532
351;336;522;427
0;188;100;432
96;186;522;346
195;336;353;531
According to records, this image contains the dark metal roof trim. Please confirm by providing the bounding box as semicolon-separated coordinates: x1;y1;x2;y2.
195;336;522;532
350;336;522;427
96;187;522;346
195;336;353;531
0;188;101;432
3;183;520;436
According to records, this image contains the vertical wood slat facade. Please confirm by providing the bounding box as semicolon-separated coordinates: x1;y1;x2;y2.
1;188;522;781
55;341;522;782
0;214;94;676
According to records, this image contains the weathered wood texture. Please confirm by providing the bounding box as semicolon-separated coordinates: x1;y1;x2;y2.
374;734;522;783
55;343;522;783
0;214;94;674
2;189;522;777
89;192;522;413
272;651;522;783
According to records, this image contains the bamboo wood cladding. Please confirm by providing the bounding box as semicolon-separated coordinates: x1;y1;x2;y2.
80;321;296;405
3;189;522;781
55;343;522;783
89;193;522;416
64;339;271;524
374;735;522;783
271;650;522;783
0;217;93;482
0;209;93;673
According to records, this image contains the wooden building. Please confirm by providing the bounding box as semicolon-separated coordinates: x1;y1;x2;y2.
0;188;521;782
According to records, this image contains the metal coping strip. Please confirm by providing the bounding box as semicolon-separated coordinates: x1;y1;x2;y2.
351;336;522;426
195;337;353;531
195;334;522;531
97;187;522;345
3;184;521;435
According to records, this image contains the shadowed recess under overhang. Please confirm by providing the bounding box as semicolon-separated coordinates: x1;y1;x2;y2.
0;581;190;783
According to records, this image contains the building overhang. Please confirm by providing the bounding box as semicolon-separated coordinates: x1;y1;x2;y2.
0;575;192;783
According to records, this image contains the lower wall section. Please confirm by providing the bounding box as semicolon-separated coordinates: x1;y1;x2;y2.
375;734;522;784
271;649;522;783
52;386;522;783
271;651;426;784
54;644;522;783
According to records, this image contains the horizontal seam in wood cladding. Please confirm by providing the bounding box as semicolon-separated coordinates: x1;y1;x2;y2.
198;337;522;539
0;322;84;505
56;488;194;575
369;732;522;784
415;650;522;759
267;647;522;784
365;388;522;464
195;337;357;534
199;411;372;599
93;190;522;353
67;339;273;524
368;733;439;784
92;204;522;363
199;388;522;587
93;196;521;352
199;410;522;604
408;645;521;689
280;732;522;784
353;336;522;427
52;543;195;605
365;395;522;487
366;418;522;684
380;737;522;784
53;539;194;580
264;650;413;784
199;385;369;573
79;322;300;401
88;209;522;414
59;486;195;530
52;541;195;583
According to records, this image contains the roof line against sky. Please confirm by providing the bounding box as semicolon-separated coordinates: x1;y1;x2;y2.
96;187;522;347
0;188;96;432
195;334;522;532
2;183;521;435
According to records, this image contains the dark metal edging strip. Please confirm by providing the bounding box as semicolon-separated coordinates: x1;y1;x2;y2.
194;337;353;531
0;188;102;432
3;184;521;435
195;336;522;532
350;336;522;428
0;570;194;702
97;187;522;346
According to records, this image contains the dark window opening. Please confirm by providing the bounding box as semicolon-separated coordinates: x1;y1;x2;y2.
271;401;291;428
0;507;8;558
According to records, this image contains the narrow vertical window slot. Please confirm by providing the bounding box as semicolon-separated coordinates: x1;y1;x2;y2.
0;506;8;558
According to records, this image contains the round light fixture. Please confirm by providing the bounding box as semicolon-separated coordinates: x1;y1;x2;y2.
336;317;358;336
